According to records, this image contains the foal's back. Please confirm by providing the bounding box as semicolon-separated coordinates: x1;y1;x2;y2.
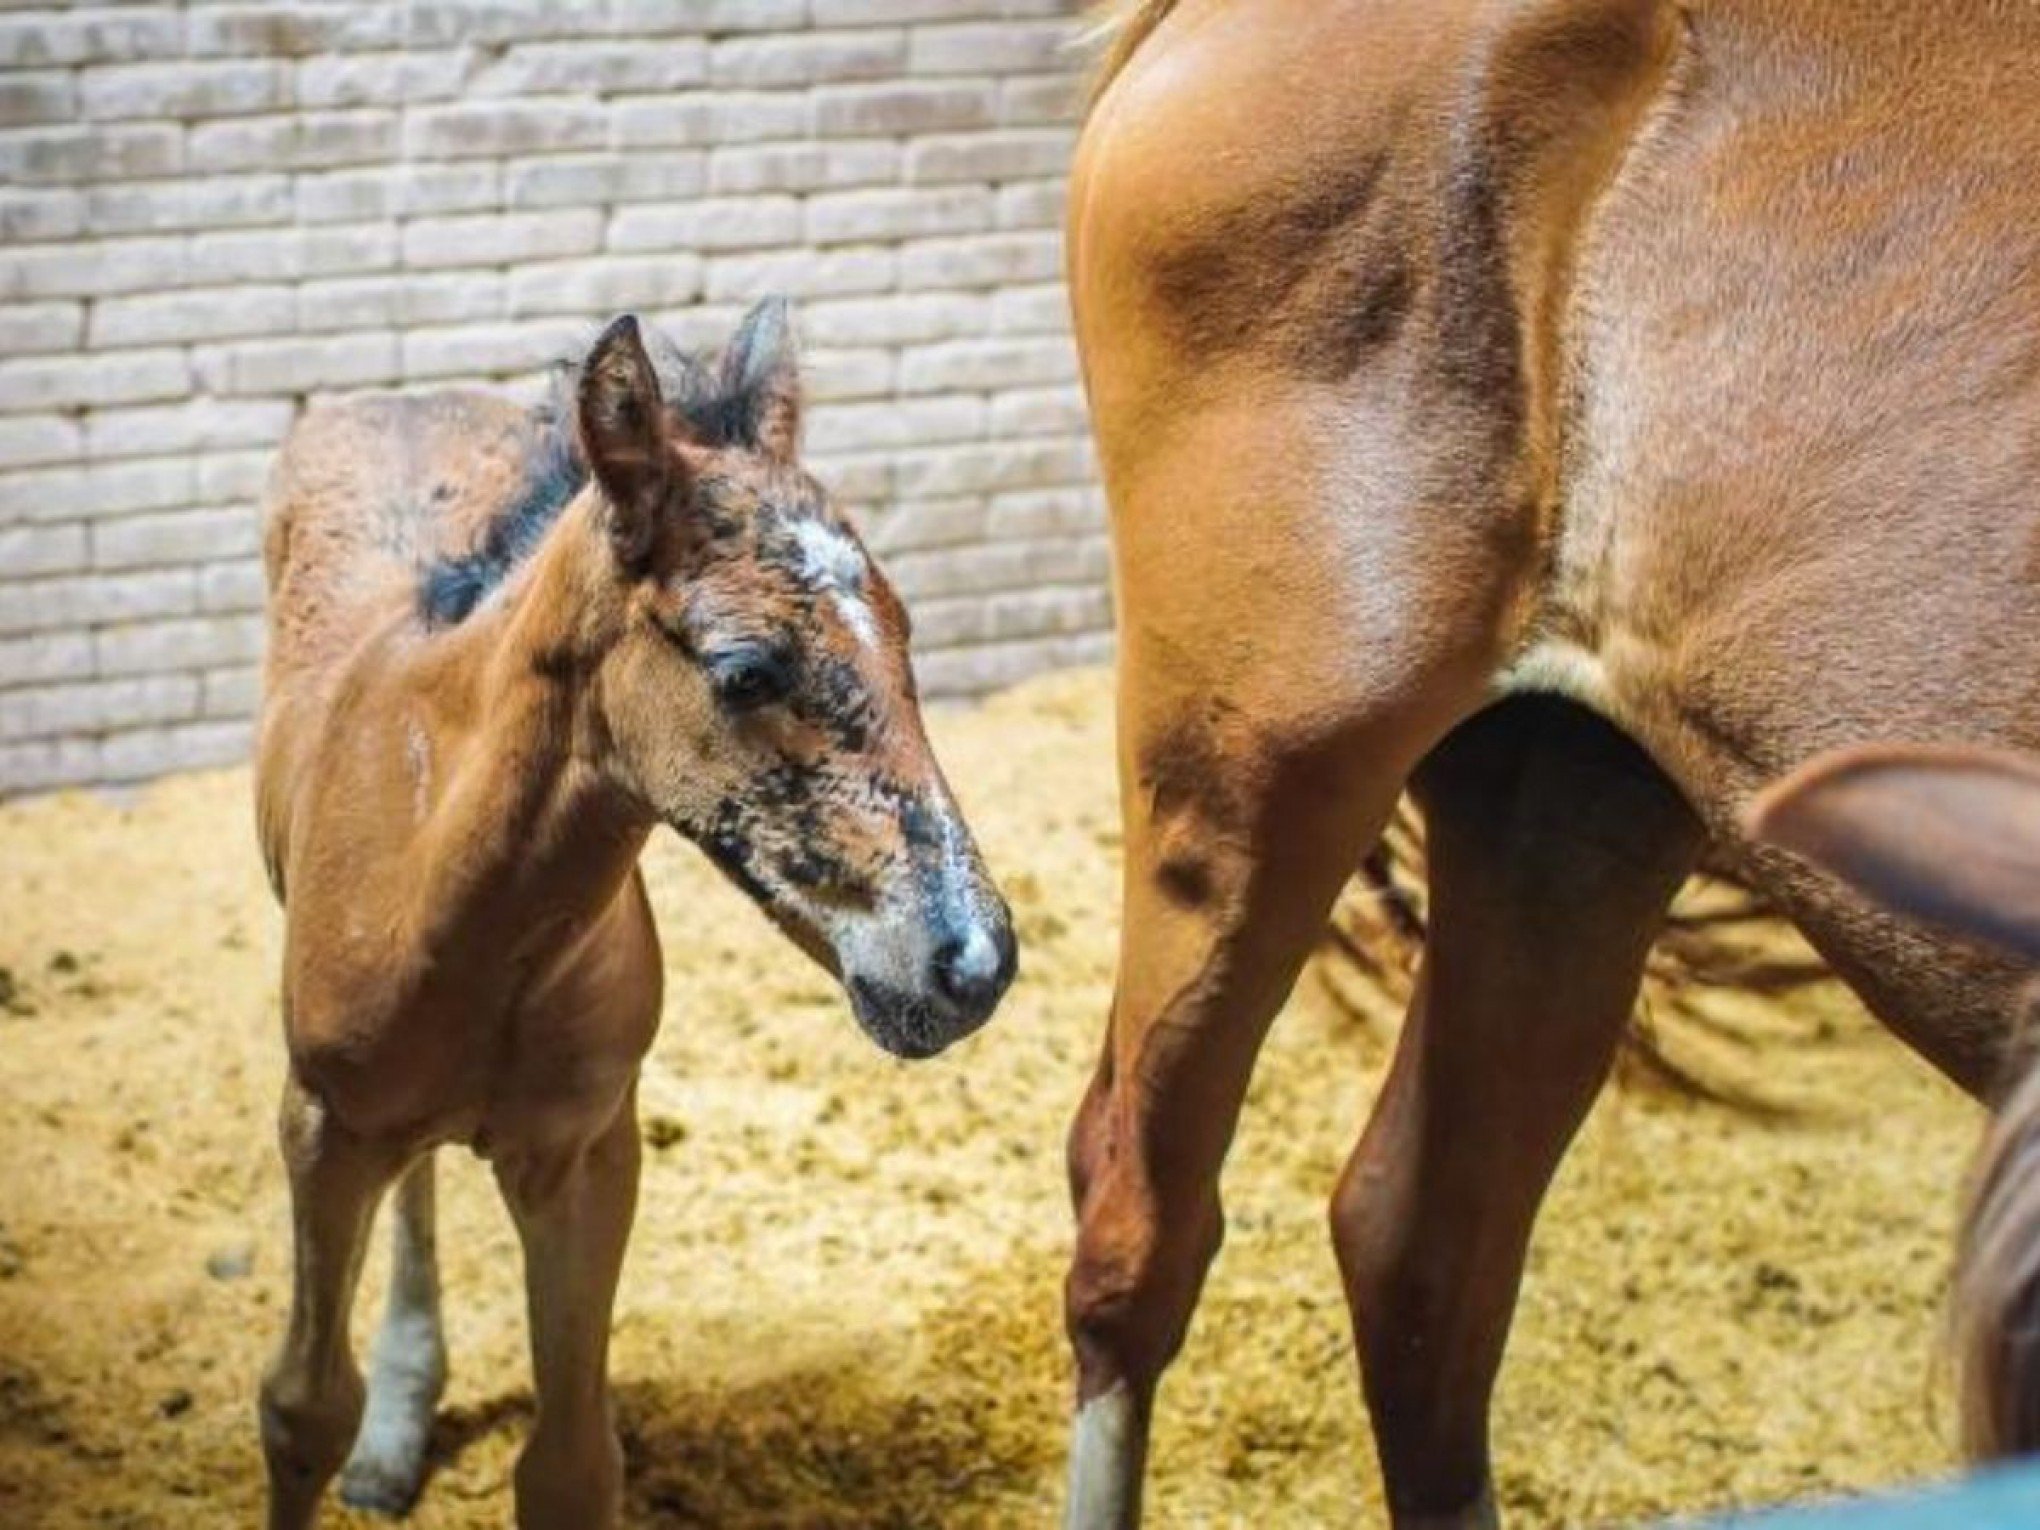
261;390;548;696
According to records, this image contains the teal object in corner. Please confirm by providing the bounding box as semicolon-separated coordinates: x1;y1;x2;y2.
1684;1465;2040;1529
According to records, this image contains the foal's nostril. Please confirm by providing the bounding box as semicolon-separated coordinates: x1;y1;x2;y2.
933;922;1011;1015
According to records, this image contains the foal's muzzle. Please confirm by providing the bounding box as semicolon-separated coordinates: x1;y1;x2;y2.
849;899;1017;1060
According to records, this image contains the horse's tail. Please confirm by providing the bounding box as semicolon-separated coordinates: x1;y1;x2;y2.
1956;1056;2040;1454
1748;743;2040;1460
1082;0;1183;111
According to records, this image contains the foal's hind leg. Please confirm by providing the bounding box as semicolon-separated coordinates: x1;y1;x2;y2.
339;1152;448;1515
262;1078;402;1530
1331;699;1702;1527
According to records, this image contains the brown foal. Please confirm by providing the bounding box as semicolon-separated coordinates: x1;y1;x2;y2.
1065;2;2040;1525
253;302;1014;1529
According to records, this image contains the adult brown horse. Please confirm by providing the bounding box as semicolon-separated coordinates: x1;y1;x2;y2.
254;303;1014;1529
1064;2;2040;1524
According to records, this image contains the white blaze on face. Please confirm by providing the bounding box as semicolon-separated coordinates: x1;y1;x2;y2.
791;516;878;647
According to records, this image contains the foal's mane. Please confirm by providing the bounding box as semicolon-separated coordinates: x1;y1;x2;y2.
419;320;761;628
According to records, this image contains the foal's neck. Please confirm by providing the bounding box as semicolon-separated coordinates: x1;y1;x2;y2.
405;499;649;963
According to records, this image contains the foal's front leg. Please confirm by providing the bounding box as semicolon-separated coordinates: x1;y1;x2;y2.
494;1085;643;1530
262;1077;403;1530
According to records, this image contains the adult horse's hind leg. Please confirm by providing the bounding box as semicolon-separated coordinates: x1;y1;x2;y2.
1331;698;1703;1527
494;1085;642;1530
339;1152;449;1514
262;1077;402;1530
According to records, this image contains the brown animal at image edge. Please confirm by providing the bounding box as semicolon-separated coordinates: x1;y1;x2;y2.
1063;1;2040;1526
253;302;1014;1528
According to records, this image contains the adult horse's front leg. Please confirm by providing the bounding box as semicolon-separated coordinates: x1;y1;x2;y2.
494;1085;642;1530
1331;699;1703;1527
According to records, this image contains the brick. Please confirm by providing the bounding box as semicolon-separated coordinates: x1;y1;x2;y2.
200;558;266;615
100;719;251;781
0;10;181;69
0;413;81;469
96;615;265;677
186;5;403;58
192;333;400;397
891;436;1091;497
889;531;1108;600
906;127;1073;185
190;223;397;284
202;664;262;718
609;197;802;254
90;287;296;349
405;101;609;160
295;162;501;223
299;272;504;332
189;111;399;173
1000;72;1081;126
0;187;85;243
897;231;1061;289
609;0;806;33
813;0;1006;21
709;30;906;88
402;0;584;48
708;139;899;196
403;209;603;270
0;459;196;525
997;177;1067;229
612;92;809;149
909;20;1072;76
80;61;290;122
0;522;86;576
0;236;189;301
863;495;986;555
991;279;1071;333
0;630;93;687
0;674;199;743
0;124;183;186
504;153;706;210
897;336;1075;393
84;399;295;462
0;569;198;636
93;507;262;571
196;451;271;507
704;247;895;301
986;485;1104;538
0;737;102;796
0;348;189;414
0;302;84;356
803;293;988;347
400;320;585;381
813;80;994;136
295;49;471;109
0;72;76;128
805;395;983;454
990;383;1088;437
915;630;1113;697
807;186;992;245
470;39;709;96
85;174;293;236
507;255;705;317
802;348;895;401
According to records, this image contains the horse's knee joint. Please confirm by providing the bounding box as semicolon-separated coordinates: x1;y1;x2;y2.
260;1364;365;1486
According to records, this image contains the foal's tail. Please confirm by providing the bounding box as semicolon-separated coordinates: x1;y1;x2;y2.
1749;743;2040;1459
1081;0;1184;110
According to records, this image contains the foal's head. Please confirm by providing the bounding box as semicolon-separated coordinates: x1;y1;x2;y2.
575;304;1015;1057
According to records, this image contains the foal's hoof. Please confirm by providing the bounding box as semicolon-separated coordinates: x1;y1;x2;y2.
337;1450;428;1518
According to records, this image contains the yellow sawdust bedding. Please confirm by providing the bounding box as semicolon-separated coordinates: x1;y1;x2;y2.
0;669;1976;1526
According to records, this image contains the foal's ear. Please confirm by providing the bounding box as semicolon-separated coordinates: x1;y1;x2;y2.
1748;744;2040;962
721;295;801;460
578;314;677;570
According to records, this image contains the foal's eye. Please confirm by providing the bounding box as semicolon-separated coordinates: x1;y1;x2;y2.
709;647;794;713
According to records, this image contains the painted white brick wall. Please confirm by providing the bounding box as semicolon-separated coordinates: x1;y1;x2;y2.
0;0;1110;796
